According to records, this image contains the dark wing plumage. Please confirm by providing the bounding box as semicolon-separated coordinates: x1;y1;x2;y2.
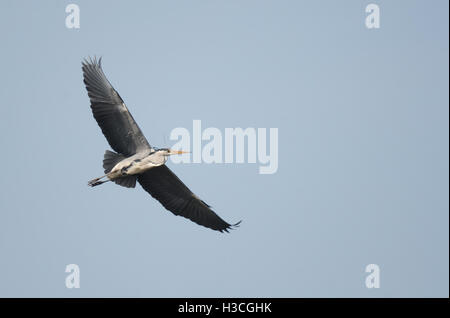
82;57;152;156
138;165;240;232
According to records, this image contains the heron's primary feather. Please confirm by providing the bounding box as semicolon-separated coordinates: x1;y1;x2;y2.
82;57;152;156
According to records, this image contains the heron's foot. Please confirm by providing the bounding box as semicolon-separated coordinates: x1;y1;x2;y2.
88;176;106;187
89;180;106;187
88;178;100;186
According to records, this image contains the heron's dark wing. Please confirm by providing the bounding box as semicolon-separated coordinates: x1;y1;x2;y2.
138;165;240;232
82;57;152;156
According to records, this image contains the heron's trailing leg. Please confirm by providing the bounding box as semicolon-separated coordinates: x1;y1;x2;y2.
88;175;109;187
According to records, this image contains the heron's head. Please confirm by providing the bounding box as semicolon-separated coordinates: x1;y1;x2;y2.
156;148;190;156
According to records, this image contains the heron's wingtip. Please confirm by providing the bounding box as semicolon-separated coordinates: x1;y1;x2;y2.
221;220;242;233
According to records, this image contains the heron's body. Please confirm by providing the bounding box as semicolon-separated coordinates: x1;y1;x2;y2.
108;151;166;179
82;57;240;232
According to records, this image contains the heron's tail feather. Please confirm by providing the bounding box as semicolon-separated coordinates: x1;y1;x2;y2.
102;150;137;189
103;150;125;173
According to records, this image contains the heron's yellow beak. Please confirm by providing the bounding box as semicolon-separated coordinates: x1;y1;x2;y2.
170;149;190;155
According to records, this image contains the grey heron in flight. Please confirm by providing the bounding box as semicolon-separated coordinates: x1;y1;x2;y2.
82;57;240;233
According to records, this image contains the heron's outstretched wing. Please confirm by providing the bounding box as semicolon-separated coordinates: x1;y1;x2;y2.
138;165;240;232
82;57;151;156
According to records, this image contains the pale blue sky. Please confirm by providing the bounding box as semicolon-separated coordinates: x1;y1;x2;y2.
0;1;448;297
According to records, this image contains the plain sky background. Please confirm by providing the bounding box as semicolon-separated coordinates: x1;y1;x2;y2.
0;1;448;297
